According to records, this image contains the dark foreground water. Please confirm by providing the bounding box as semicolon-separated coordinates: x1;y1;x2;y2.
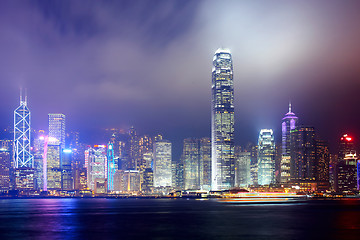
0;198;360;240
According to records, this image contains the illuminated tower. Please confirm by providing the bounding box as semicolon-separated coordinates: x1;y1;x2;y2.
14;91;33;168
46;138;62;190
183;138;200;190
257;129;275;185
107;142;116;191
290;126;316;181
211;48;235;190
48;114;66;149
335;134;357;193
200;137;212;190
153;140;172;187
280;103;298;183
87;145;107;191
61;148;73;190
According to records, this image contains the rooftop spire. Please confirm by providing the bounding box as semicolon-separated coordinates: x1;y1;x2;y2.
25;88;27;105
20;87;22;104
288;101;292;113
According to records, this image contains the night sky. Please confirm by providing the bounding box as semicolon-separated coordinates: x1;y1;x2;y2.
1;0;360;157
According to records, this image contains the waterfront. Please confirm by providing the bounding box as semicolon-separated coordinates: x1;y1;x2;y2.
0;198;360;239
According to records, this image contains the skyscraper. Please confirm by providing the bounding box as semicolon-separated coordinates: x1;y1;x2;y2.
107;142;116;191
280;103;298;183
14;91;34;190
0;147;10;191
46;138;62;190
211;48;235;190
183;138;200;190
200;137;212;190
335;134;358;193
14;91;33;168
153;140;172;188
48;114;66;149
290;126;316;181
87;145;107;191
235;151;251;187
257;129;275;185
61;148;73;190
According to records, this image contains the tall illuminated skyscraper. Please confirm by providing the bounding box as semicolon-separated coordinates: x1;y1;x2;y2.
335;134;358;192
153;140;172;188
14;91;33;168
211;48;235;190
46;138;62;190
200;137;211;190
257;129;275;185
290;126;316;181
280;103;298;183
48;114;66;149
87;145;107;191
183;138;200;190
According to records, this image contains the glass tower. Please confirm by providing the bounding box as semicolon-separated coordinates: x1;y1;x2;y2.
257;129;275;185
280;103;298;183
153;140;172;188
14;92;33;168
48;114;66;149
211;48;235;190
183;138;200;190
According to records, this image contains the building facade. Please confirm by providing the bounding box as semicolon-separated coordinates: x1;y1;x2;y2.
48;114;66;149
183;138;200;190
211;48;235;190
290;126;316;181
14;92;33;169
335;134;358;193
280;103;298;183
87;146;107;191
257;129;275;185
61;149;73;190
46;139;62;190
153;140;172;188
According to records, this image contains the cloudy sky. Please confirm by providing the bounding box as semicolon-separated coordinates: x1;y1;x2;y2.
1;0;360;155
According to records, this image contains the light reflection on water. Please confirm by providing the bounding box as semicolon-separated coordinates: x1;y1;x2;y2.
0;198;359;240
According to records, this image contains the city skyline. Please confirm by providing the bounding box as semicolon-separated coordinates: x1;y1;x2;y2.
1;0;360;155
1;1;360;239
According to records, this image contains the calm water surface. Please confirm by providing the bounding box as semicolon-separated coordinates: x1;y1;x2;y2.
0;198;360;240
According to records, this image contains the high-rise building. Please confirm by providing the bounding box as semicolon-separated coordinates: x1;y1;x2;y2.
335;134;358;193
14;92;34;190
248;144;258;186
211;48;235;190
137;135;153;190
107;143;116;191
123;170;140;193
235;151;251;187
290;126;316;181
73;164;87;191
127;126;138;170
174;157;184;190
14;92;33;168
0;147;10;191
142;168;154;194
280;103;298;183
48;114;66;149
183;138;200;190
200;137;211;190
87;145;107;191
315;140;330;190
46;138;62;190
61;149;73;190
33;135;46;190
257;129;275;185
153;140;172;188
